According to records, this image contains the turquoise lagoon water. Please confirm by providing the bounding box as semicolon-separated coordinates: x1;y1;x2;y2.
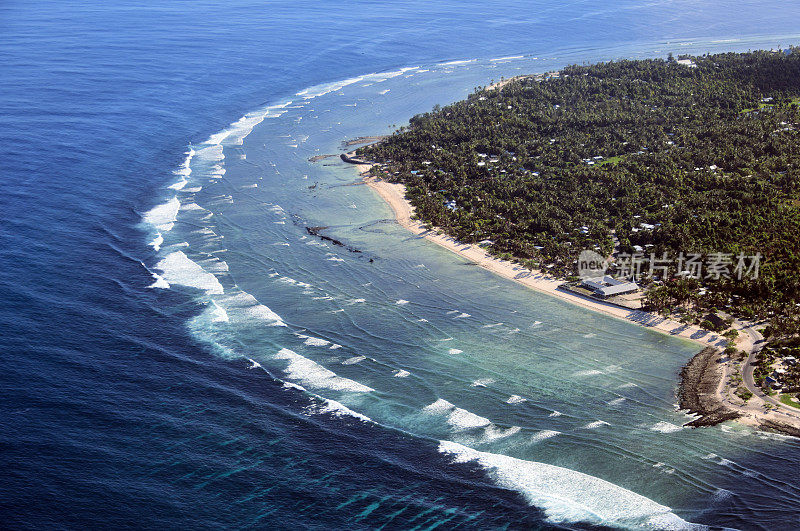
145;51;800;528
4;1;800;528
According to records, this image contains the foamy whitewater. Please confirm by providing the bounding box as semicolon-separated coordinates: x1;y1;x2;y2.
134;43;800;530
274;348;374;393
9;1;800;529
154;251;224;295
438;441;699;529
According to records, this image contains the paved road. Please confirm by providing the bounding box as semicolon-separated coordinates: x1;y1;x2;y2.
740;323;800;420
741;323;764;396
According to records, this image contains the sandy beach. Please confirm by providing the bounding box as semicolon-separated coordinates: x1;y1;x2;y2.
359;170;800;436
362;173;726;349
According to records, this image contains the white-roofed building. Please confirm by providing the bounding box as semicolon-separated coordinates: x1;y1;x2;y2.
581;276;639;298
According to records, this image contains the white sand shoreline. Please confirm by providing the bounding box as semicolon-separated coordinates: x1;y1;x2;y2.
362;173;725;349
355;167;800;435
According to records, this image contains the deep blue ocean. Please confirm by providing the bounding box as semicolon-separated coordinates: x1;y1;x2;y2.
4;1;800;529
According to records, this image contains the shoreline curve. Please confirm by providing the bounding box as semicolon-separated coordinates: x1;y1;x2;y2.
358;168;800;438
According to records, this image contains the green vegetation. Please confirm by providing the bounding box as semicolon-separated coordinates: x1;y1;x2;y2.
723;328;739;340
753;340;800;392
360;49;800;334
597;155;624;166
779;393;800;409
736;386;753;402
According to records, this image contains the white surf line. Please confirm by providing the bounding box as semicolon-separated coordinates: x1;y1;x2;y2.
438;440;700;529
274;348;374;393
245;349;694;530
153;250;223;294
168;147;194;190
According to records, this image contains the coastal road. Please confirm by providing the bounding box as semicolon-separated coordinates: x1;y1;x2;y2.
740;323;800;420
741;322;764;395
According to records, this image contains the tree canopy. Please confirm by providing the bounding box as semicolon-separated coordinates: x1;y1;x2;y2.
359;50;800;329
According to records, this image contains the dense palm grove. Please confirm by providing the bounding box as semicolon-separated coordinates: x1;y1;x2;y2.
359;50;800;335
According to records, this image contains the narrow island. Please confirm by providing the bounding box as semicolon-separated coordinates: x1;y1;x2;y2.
347;49;800;436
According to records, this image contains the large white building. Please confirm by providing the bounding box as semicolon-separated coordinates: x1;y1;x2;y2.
581;276;639;298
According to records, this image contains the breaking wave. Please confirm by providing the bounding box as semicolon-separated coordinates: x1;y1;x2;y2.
137;63;715;531
221;292;285;326
438;441;699;529
274;348;374;393
143;196;180;233
424;398;491;430
154;251;224;294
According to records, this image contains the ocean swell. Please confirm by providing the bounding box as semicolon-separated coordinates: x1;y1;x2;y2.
274;348;374;393
438;441;700;530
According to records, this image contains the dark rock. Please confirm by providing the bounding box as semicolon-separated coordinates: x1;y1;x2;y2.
678;347;741;427
759;419;800;438
305;226;362;253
